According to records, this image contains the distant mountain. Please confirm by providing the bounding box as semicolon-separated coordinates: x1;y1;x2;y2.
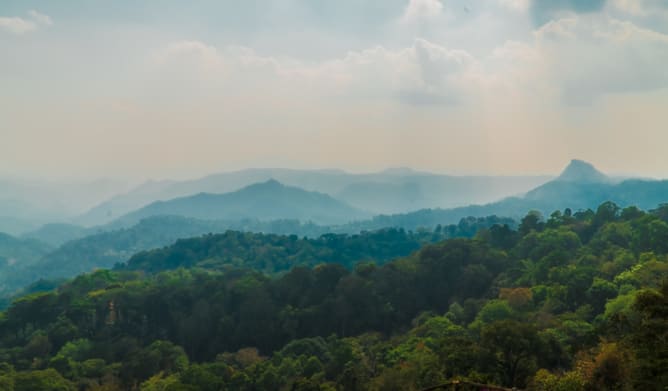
337;181;423;213
517;160;667;213
108;180;370;228
21;223;90;247
74;179;178;227
0;177;134;234
77;168;551;225
555;159;610;183
410;160;668;221
0;232;52;266
3;216;233;291
0;216;42;237
0;232;52;292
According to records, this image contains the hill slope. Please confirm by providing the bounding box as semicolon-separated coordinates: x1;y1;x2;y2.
109;180;370;228
0;232;52;292
408;160;668;222
0;202;666;389
0;214;511;299
554;159;610;183
76;168;551;225
0;177;133;234
516;160;667;214
21;223;90;247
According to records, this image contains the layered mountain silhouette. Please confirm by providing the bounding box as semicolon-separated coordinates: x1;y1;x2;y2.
0;178;133;234
5;159;668;298
71;160;668;233
412;160;668;221
554;159;610;183
0;232;52;273
76;168;550;226
107;179;370;228
21;223;90;247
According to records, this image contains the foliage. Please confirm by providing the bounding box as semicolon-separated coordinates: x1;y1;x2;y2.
0;215;507;306
0;202;666;389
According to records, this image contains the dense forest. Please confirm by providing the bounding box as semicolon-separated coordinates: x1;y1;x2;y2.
0;202;666;390
0;215;510;305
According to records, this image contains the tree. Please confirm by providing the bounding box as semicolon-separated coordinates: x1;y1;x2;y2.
628;281;668;389
13;368;75;391
481;320;541;387
594;202;621;228
519;211;544;236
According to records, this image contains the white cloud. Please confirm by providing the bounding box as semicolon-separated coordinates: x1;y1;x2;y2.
0;10;53;35
153;40;223;68
487;14;668;103
401;0;444;23
28;10;53;26
150;11;668;108
537;16;668;101
150;37;479;106
610;0;668;16
2;1;668;178
497;0;530;12
0;16;37;35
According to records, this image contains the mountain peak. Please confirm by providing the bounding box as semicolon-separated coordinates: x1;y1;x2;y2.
557;159;609;183
247;179;285;189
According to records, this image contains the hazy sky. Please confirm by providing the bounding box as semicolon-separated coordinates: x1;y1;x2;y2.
1;0;667;180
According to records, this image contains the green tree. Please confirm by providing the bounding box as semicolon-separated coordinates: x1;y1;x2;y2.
481;320;541;387
629;281;668;389
13;369;75;391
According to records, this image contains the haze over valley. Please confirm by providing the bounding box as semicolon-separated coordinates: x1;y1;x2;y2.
1;1;667;390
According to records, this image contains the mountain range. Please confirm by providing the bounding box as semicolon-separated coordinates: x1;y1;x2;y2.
106;179;370;229
74;168;551;227
0;177;134;235
478;159;668;216
15;159;668;246
3;159;668;303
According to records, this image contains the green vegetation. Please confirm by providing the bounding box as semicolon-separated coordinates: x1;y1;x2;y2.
120;219;508;274
109;180;371;228
0;215;508;302
0;233;53;295
22;223;90;247
0;202;666;390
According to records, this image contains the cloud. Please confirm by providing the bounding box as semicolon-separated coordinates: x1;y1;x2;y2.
0;16;37;35
400;0;444;23
0;10;53;35
610;0;668;15
151;8;668;108
491;14;668;103
540;16;668;99
27;10;53;26
153;40;223;68
150;38;479;106
498;0;531;12
529;0;607;25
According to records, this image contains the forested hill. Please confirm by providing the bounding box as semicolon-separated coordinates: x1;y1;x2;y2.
347;162;665;231
120;217;513;274
0;215;510;300
107;180;370;229
121;229;429;274
0;202;666;390
0;233;52;292
75;167;549;227
0;233;52;267
435;160;668;221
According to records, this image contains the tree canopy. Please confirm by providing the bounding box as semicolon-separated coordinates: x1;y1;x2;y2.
0;202;666;390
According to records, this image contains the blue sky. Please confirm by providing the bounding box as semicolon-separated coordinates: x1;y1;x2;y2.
1;0;667;180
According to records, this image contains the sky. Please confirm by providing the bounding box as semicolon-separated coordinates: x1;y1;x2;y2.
1;0;667;180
